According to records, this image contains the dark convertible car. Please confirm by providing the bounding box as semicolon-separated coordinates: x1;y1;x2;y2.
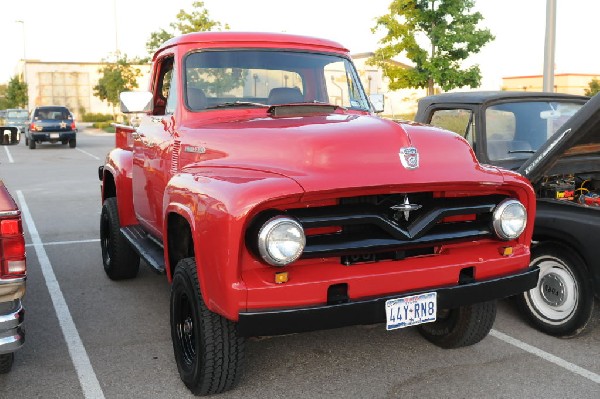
416;91;599;337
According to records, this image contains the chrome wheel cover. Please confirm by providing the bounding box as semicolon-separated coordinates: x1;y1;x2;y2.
525;256;578;324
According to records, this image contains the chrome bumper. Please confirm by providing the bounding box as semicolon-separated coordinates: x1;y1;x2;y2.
0;278;25;354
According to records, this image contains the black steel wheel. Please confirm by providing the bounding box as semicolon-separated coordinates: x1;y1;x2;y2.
100;197;139;280
418;301;497;349
519;244;594;337
0;353;14;374
170;257;245;396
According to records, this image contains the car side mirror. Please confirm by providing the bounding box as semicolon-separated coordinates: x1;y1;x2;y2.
120;91;154;114
369;94;385;113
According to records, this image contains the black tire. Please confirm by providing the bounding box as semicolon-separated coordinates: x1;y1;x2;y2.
100;197;140;280
518;244;594;337
25;137;29;146
418;301;497;349
69;138;76;148
29;138;36;149
170;258;245;395
0;353;14;374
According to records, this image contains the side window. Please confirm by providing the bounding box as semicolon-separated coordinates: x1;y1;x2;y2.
154;56;175;115
165;64;178;114
430;109;475;137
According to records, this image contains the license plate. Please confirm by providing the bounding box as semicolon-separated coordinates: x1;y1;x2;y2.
385;292;437;330
50;133;59;139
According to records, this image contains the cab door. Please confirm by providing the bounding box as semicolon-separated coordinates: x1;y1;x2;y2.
132;55;178;238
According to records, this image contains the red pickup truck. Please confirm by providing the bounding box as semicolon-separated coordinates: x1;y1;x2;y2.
98;32;539;395
0;180;26;373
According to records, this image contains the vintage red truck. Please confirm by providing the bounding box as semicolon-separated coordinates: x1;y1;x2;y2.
98;32;539;395
0;180;26;373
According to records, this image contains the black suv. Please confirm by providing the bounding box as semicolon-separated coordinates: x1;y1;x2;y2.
25;106;77;149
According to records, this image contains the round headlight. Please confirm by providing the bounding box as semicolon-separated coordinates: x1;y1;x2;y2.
493;199;527;240
258;216;305;266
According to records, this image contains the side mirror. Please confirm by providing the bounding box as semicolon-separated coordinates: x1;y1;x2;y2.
120;91;154;114
369;94;385;113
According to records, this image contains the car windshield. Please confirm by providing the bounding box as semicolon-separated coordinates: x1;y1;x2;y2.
7;110;28;119
184;50;370;111
485;100;584;161
34;108;71;120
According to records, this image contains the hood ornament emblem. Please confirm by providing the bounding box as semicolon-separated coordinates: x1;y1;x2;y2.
391;196;422;222
399;147;419;170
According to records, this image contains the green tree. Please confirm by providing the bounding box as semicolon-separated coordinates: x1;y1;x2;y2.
145;1;229;56
5;75;28;108
93;54;142;111
0;84;9;110
584;78;600;97
146;1;242;96
370;0;494;95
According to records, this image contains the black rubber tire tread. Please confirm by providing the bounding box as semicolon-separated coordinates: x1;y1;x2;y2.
170;257;245;395
518;243;594;337
69;138;76;148
418;301;497;349
29;138;35;149
100;197;140;280
0;353;14;374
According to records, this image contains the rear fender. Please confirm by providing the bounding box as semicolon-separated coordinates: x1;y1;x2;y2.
102;148;136;226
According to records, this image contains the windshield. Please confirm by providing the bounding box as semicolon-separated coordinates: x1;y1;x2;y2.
184;50;370;111
33;107;72;120
7;110;28;120
485;100;584;161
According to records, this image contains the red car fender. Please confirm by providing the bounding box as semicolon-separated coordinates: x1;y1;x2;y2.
163;168;304;320
103;148;136;227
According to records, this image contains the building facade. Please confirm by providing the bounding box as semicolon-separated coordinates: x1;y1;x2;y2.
502;73;599;96
352;53;426;118
17;60;151;119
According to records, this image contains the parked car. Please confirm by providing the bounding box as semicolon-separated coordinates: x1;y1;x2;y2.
25;106;77;149
99;32;538;395
415;91;600;337
0;109;29;144
0;179;26;373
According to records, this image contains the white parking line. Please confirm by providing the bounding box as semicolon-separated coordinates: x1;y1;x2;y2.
17;191;105;399
25;238;100;248
490;329;600;384
76;148;101;160
3;146;14;163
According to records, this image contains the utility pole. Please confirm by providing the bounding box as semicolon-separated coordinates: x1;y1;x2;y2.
543;0;556;92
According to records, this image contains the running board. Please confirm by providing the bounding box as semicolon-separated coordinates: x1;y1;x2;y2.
121;225;165;274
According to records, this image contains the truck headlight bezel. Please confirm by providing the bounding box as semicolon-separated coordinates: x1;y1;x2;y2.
257;216;305;266
492;199;527;240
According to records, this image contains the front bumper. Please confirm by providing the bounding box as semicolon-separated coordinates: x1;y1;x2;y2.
0;278;25;354
237;267;539;337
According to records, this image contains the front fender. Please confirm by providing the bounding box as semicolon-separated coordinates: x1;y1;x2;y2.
103;148;136;226
164;167;304;320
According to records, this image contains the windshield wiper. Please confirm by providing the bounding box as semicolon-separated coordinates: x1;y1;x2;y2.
205;101;270;109
508;150;536;154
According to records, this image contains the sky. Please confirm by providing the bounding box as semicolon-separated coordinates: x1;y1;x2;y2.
1;0;598;90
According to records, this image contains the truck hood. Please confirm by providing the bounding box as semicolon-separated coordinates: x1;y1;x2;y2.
518;93;600;185
181;111;504;193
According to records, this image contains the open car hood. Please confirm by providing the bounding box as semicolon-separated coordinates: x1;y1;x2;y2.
518;93;600;185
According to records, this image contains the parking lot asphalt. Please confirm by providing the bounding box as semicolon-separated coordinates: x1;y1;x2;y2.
0;128;599;398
